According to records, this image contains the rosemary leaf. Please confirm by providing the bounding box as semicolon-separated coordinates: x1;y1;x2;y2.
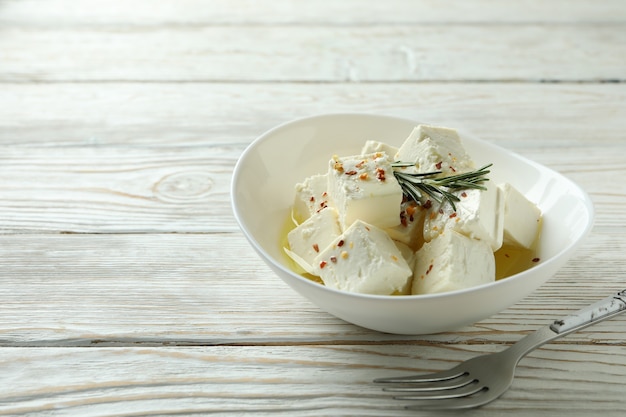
392;163;492;211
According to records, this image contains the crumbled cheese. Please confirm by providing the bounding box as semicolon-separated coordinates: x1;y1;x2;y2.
314;220;413;295
412;230;495;295
327;152;403;230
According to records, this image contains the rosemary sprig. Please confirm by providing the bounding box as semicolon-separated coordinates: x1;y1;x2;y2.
392;163;492;211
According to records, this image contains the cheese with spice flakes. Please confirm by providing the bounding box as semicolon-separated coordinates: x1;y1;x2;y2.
327;152;403;230
361;140;399;158
293;173;332;223
499;182;542;249
385;199;426;250
412;230;495;295
314;220;413;295
285;124;543;297
423;180;504;251
395;124;474;176
287;207;342;267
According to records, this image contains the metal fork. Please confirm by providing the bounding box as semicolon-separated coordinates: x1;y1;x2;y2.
375;289;626;410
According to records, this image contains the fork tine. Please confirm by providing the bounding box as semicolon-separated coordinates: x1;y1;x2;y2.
404;390;497;411
393;381;485;400
382;374;476;393
373;365;467;385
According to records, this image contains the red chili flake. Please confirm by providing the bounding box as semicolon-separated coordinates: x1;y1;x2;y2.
320;201;327;208
322;192;328;197
532;257;541;263
312;243;319;253
449;212;457;219
310;196;315;202
505;253;510;258
355;160;365;168
435;161;443;170
319;261;327;269
461;192;468;198
337;239;345;247
450;166;457;172
345;170;357;176
426;264;433;275
423;200;432;209
376;168;386;181
330;256;337;263
438;208;444;214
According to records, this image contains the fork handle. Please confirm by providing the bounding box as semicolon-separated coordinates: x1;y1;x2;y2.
549;289;626;335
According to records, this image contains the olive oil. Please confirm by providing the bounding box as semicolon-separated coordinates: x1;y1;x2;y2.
494;244;538;280
494;217;543;280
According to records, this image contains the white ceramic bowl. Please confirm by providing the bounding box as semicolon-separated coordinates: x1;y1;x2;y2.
231;113;594;334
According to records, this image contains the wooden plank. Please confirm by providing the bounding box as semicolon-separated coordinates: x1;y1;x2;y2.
1;0;625;25
1;344;625;416
1;83;625;147
0;146;236;233
0;233;624;345
0;25;624;82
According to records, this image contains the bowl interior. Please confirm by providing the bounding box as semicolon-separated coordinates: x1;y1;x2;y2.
231;113;594;333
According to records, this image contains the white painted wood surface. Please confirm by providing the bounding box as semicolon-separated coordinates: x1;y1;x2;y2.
1;1;625;415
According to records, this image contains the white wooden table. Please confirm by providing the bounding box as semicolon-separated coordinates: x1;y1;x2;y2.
1;1;625;415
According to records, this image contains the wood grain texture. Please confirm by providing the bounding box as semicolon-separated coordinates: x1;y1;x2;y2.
1;83;625;146
1;24;624;82
1;0;626;415
2;0;626;25
1;344;625;416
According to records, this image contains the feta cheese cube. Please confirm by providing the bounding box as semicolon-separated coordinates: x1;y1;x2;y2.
423;180;504;251
327;152;403;230
293;173;331;222
287;208;342;266
361;140;399;158
498;183;542;249
412;230;495;295
385;199;426;250
395;124;474;175
314;220;413;295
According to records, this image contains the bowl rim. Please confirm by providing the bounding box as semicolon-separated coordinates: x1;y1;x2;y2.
231;112;595;302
